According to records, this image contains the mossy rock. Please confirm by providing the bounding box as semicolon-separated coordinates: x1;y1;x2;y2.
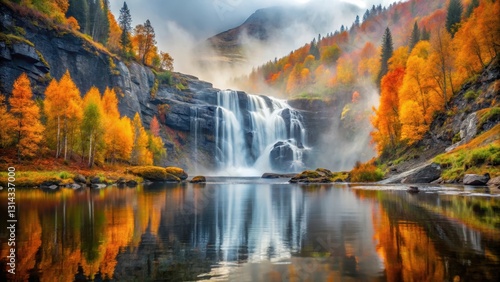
129;166;180;182
165;166;188;180
190;176;206;183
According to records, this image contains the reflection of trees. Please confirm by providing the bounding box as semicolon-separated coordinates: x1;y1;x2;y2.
361;189;500;282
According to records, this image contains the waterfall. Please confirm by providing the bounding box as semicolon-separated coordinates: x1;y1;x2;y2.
214;90;307;175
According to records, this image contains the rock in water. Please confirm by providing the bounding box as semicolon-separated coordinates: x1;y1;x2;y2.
190;176;206;183
463;174;490;186
165;167;188;180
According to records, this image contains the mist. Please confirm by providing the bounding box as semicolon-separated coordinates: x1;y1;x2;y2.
110;0;396;90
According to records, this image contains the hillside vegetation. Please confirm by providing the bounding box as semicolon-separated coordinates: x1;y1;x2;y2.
238;0;499;180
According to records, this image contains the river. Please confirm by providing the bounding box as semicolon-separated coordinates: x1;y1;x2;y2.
1;178;499;281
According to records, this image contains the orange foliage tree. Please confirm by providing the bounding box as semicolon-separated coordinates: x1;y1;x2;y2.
131;113;152;165
0;94;16;148
371;67;405;153
9;73;44;159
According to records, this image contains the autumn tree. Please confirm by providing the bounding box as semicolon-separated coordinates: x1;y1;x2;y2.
0;94;16;148
131;113;152;165
371;67;405;153
101;88;133;162
446;0;462;36
9;73;44;159
150;115;160;137
107;8;122;53
81;87;105;167
399;41;441;143
430;26;454;109
148;133;166;165
57;70;83;160
134;19;157;64
377;27;394;86
118;1;133;56
159;51;174;71
43;78;63;156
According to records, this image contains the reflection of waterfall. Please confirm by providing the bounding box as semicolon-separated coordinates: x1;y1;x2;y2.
190;107;201;172
214;90;307;174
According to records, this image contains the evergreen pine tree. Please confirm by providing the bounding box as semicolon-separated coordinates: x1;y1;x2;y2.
67;0;89;33
446;0;463;36
421;27;430;41
118;1;132;56
377;27;394;87
409;21;420;51
465;0;479;18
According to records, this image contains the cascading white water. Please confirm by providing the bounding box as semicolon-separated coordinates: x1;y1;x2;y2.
214;90;307;175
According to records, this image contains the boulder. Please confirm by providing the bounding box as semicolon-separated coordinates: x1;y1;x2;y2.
289;168;334;183
190;176;206;183
270;141;295;171
401;163;442;184
487;176;500;189
90;176;102;184
91;184;107;189
463;174;490;186
40;180;61;188
129;166;181;182
165;166;188;180
261;173;296;179
126;180;138;187
74;174;87;184
68;183;82;190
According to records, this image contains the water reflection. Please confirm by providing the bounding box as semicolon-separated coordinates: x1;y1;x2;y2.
0;180;499;281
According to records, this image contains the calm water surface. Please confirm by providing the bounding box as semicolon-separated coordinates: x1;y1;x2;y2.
1;178;500;281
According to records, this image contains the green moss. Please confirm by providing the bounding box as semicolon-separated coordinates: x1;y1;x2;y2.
452;132;461;144
35;50;50;68
464;90;480;101
0;32;34;47
150;79;159;98
58;171;72;179
477;107;500;130
156;71;173;86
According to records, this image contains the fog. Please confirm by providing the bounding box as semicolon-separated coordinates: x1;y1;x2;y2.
110;0;398;89
109;0;395;172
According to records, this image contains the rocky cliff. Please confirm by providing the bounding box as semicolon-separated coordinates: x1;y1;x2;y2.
0;4;157;121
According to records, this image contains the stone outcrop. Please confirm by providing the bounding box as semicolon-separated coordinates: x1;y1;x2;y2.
463;174;490;186
401;163;442;184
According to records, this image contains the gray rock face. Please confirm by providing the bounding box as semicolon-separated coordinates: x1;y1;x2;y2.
446;112;478;152
463;174;490;186
401;163;442;184
269;141;295;171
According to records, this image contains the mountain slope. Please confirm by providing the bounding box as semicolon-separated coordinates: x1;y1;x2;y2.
204;3;362;65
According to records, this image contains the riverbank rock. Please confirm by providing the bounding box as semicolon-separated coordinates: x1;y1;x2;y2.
463;173;490;186
73;174;87;184
401;163;442;184
190;176;206;183
126;180;138;187
165;167;188;180
90;176;102;184
487;176;500;189
290;168;334;183
129;166;181;182
262;173;296;179
91;184;107;189
40;180;61;189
